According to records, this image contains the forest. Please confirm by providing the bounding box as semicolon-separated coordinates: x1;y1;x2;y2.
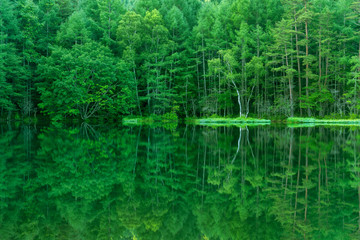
1;0;360;121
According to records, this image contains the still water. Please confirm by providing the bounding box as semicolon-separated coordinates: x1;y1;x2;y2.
0;123;360;239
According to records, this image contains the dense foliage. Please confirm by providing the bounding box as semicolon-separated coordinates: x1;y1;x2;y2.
2;0;360;120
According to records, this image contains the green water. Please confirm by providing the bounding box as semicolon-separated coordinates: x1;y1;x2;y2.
1;123;360;239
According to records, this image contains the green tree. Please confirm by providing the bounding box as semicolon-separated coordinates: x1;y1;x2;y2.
141;9;174;114
96;0;125;49
117;11;144;116
268;19;296;117
37;41;120;120
0;0;24;118
56;10;90;47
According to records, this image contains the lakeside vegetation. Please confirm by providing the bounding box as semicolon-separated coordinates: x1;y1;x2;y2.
1;0;360;121
123;115;360;127
287;117;360;125
187;116;271;126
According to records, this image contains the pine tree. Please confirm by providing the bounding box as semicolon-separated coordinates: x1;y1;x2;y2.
117;11;144;115
142;9;173;114
268;19;296;116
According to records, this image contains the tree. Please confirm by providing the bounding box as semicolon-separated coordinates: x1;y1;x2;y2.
0;0;24;118
300;0;316;116
37;0;61;57
18;0;41;117
219;49;243;117
268;18;296;116
347;1;360;115
117;11;144;116
37;41;120;120
56;10;90;47
96;0;125;48
141;9;173;114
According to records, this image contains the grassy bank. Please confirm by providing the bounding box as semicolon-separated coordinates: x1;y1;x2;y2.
287;117;360;126
187;117;271;126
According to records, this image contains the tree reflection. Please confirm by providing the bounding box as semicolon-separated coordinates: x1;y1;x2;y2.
0;124;359;239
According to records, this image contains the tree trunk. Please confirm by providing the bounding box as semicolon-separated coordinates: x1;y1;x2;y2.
133;67;142;116
232;79;242;117
285;44;294;116
319;26;322;89
202;36;206;97
305;0;310;116
294;11;302;116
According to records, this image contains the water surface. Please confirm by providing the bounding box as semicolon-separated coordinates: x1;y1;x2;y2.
1;123;360;239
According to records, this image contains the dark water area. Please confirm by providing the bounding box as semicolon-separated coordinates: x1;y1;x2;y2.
1;123;360;239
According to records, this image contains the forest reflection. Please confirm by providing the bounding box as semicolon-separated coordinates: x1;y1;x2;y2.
0;124;360;239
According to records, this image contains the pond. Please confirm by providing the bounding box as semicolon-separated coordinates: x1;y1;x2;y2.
0;123;359;239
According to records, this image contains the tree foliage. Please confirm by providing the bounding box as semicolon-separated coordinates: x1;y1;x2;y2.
1;0;360;120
